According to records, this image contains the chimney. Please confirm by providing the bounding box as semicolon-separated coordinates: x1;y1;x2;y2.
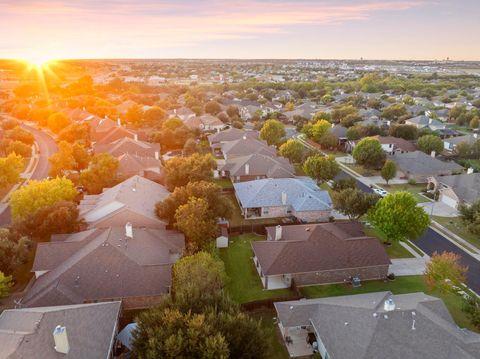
281;191;287;205
125;222;133;238
275;225;282;241
384;298;396;312
53;326;70;354
117;118;121;126
467;167;474;174
430;150;436;158
134;134;138;141
428;118;433;124
474;133;478;139
242;135;247;140
155;151;160;160
245;163;250;175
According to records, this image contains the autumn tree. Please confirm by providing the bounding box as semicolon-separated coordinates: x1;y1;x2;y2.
332;188;379;220
174;197;217;252
0;153;24;188
10;177;77;220
381;159;397;185
425;251;468;293
58;122;90;145
125;104;144;126
367;191;430;244
259;119;285;146
47;112;72;134
80;153;118;194
279;139;304;163
5;126;34;145
352;137;386;169
164;153;216;190
303;154;340;183
417;134;444;155
142;106;166;126
49;141;90;177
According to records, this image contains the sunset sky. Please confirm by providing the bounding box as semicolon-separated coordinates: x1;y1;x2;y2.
1;0;479;61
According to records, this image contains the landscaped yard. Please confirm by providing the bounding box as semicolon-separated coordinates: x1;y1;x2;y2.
364;227;414;258
219;233;294;303
223;193;285;227
380;183;430;203
433;215;480;250
345;163;381;177
213;178;234;189
300;275;478;332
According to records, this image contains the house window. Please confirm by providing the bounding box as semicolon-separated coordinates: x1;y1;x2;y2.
263;208;269;214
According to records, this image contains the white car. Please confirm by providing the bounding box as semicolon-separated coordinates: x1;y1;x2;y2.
373;188;388;197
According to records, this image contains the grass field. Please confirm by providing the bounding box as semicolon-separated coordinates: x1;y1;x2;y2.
219;234;294;303
300;275;477;332
433;215;480;250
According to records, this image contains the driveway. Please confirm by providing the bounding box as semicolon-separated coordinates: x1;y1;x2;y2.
419;201;459;217
389;258;429;276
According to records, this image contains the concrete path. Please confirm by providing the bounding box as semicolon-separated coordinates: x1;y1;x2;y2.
419;201;459;217
389;257;429;276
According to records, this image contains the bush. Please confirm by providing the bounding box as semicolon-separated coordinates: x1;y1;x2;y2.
408;178;417;185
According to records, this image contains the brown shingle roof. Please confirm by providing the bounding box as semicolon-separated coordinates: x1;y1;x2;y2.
254;222;390;276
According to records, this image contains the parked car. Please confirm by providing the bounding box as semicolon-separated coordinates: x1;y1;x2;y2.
373;188;388;197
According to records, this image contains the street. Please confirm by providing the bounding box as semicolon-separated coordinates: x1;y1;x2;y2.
0;123;57;226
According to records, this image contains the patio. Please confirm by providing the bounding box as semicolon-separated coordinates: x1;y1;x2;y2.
281;325;315;357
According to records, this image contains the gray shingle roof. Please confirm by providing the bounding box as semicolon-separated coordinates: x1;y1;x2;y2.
0;302;120;359
434;173;480;204
220;137;277;158
233;177;332;211
275;291;480;359
219;153;294;178
389;151;463;176
207;128;259;145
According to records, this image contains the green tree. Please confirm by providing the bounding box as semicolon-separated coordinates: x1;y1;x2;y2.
174;197;218;252
417;134;444;155
0;271;13;298
80;153;119;194
303;154;340;183
389;124;418;140
47;112;72;134
463;295;480;330
367;191;430;244
0;228;31;275
278;139;304;163
458;199;480;236
303;119;330;142
382;103;407;121
381;160;397;185
346;126;362;141
0;153;24;188
49;141;90;177
352;137;386;169
332;188;379;220
182;138;198;156
164;153;216;191
470;116;479;129
425;251;468;293
10;177;77;220
259;119;285;146
318;132;339;149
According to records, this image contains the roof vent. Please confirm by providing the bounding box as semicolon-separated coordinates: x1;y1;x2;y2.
125;222;133;239
384;298;395;312
275;225;282;241
53;325;70;354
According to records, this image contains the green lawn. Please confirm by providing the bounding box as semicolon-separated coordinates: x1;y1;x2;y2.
213;178;234;189
250;309;290;359
433;215;480;250
300;275;478;332
219;234;294;303
345;163;380;177
364;227;414;258
380;183;430;203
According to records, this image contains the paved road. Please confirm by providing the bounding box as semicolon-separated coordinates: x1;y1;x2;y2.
338;169;480;294
0;123;57;226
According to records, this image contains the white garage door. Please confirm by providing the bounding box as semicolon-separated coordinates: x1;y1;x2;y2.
440;194;458;209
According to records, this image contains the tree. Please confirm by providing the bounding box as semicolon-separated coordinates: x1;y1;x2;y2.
58;122;90;145
12;200;83;240
174;197;217;252
425;251;468;293
259;119;285;146
226;105;240;118
164;153;216;190
389;124;418;140
346;126;362;141
183;138;198;156
303;155;340;183
463;295;480;330
303;119;330;142
458;199;480;236
49;141;90;177
143;106;166;126
0;228;31;275
331;177;357;191
470;116;479;130
205;101;221;115
2;140;31;158
332;188;379;220
382;103;407;121
47;112;72;134
278;139;304;163
5;126;34;145
80;153;118;194
417;134;443;155
318;132;339;149
381;160;397;185
0;153;24;188
367;191;430;244
0;271;13;298
352;137;386;169
10;177;77;220
125;104;144;126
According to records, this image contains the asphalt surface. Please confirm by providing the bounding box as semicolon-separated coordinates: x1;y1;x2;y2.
337;169;480;294
0;123;57;226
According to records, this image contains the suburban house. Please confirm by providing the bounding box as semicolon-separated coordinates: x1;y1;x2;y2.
116;153;164;181
274;291;480;358
233;177;332;222
427;171;480;208
218;137;277;160
93;125;138;145
388;151;463;183
93;137;160;159
207;127;258;146
443;133;479;152
405;115;446;131
252;222;390;289
23;225;184;309
218;153;295;182
116;99;138;115
79;175;170;229
184;114;226;132
375;136;417;154
0;302;121;359
329;125;348;145
167;107;195;121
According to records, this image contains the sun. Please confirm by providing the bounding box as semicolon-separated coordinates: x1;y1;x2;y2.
21;55;55;69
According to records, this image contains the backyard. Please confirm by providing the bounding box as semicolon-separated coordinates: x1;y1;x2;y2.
300;275;478;332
